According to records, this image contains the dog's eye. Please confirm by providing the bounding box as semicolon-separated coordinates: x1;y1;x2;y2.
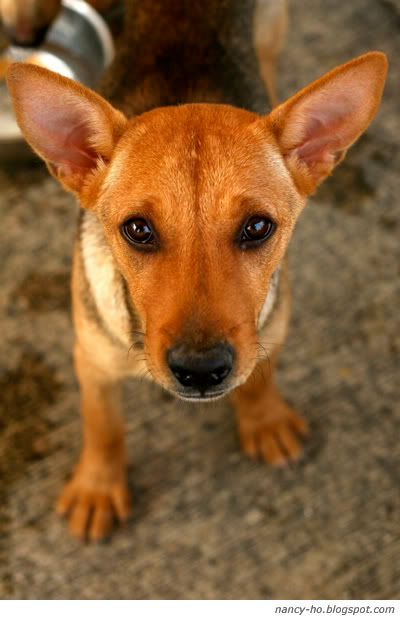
121;218;155;247
239;215;276;246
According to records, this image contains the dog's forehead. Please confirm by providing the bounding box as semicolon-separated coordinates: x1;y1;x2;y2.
117;105;260;163
101;104;296;218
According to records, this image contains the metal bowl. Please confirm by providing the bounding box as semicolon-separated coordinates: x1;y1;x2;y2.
0;0;115;161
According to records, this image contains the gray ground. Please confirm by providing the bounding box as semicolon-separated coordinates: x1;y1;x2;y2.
0;0;399;600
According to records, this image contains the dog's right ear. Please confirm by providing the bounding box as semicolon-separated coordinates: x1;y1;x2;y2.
6;63;127;196
265;51;387;195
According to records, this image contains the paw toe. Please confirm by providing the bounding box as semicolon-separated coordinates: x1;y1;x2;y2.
56;482;76;516
276;422;303;462
68;496;92;540
260;433;287;466
113;485;132;523
289;412;309;437
89;495;113;542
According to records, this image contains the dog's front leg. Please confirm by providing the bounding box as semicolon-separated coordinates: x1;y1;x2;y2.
56;342;131;541
230;357;308;466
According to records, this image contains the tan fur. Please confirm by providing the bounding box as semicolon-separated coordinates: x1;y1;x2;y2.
7;37;387;541
254;0;288;106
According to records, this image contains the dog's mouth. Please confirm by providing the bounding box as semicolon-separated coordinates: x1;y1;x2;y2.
174;388;230;402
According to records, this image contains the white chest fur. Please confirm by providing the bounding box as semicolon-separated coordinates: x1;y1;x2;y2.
80;211;132;348
257;266;280;330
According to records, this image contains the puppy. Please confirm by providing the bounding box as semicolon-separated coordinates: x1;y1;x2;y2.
0;0;117;46
6;0;387;541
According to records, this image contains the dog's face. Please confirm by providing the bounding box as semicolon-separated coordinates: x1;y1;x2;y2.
7;53;387;398
94;105;300;398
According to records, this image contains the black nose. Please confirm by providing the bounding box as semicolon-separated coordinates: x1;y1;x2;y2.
167;343;234;394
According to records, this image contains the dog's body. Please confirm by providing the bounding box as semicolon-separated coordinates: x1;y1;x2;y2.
7;0;387;541
101;0;286;113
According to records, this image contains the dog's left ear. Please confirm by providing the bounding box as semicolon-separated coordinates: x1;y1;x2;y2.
7;63;127;195
265;51;388;195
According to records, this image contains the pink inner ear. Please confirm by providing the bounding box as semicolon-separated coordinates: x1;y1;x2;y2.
27;99;99;172
292;97;355;166
61;121;99;169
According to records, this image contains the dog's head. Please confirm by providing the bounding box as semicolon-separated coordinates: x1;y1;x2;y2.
7;52;387;399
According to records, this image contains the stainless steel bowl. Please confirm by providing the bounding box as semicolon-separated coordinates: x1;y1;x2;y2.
0;0;115;161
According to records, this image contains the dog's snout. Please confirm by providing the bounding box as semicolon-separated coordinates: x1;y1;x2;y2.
167;343;234;395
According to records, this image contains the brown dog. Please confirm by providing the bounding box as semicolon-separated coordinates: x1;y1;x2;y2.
7;0;387;541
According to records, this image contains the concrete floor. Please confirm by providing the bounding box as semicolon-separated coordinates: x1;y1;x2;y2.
0;0;399;599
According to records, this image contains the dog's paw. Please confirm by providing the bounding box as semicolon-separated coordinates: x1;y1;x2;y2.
238;406;308;466
56;464;132;542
